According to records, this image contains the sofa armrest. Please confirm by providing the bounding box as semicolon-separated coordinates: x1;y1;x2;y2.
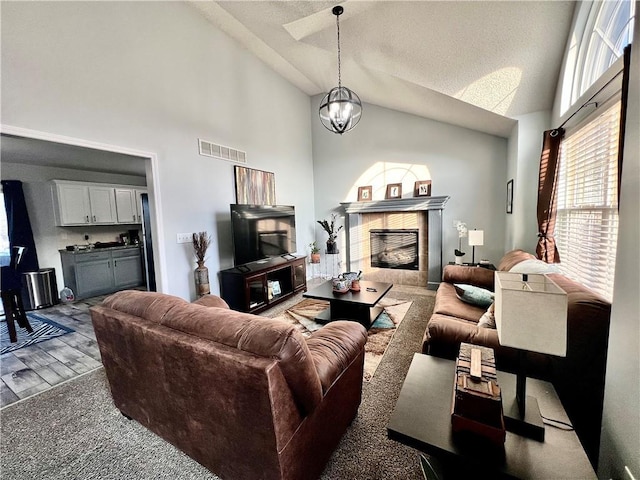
192;294;230;309
306;321;367;393
442;265;495;291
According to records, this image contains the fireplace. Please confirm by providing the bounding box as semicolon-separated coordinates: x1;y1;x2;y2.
341;196;449;289
370;229;419;270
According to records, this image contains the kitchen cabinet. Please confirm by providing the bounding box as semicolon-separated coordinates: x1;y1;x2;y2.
60;246;144;300
53;180;144;226
115;188;137;224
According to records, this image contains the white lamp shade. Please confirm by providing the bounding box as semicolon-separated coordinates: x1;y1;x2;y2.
468;229;484;246
494;271;568;357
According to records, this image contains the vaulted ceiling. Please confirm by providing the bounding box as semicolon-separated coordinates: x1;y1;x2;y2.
191;1;576;137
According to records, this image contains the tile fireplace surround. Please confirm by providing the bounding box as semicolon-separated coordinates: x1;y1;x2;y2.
341;196;449;290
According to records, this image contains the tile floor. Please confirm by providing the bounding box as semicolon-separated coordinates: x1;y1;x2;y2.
0;295;108;408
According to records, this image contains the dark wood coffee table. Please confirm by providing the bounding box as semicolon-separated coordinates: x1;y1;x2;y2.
303;280;393;327
387;354;596;479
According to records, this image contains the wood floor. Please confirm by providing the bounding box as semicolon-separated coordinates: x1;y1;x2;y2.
0;295;109;409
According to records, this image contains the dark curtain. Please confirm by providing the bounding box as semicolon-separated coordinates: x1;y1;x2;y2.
536;128;564;264
617;44;632;208
1;180;39;290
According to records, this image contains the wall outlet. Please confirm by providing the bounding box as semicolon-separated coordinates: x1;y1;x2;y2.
177;233;192;244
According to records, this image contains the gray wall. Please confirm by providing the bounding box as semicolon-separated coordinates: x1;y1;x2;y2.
598;11;640;479
310;96;508;268
506;111;551;252
2;2;315;299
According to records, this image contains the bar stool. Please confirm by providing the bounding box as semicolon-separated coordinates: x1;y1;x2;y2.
1;246;32;343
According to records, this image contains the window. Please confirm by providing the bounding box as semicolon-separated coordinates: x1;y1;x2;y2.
561;0;635;113
555;101;620;301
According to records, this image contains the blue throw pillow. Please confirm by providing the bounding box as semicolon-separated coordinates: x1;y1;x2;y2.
453;283;494;308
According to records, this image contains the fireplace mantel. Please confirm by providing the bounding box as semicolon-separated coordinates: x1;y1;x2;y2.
340;195;450;290
341;196;449;214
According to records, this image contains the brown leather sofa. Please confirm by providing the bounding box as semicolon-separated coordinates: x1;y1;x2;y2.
422;249;611;466
90;290;368;480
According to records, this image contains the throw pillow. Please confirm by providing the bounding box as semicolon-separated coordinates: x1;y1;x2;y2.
509;258;560;274
453;283;495;308
477;303;496;328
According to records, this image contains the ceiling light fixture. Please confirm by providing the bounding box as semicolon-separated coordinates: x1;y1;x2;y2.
319;5;362;134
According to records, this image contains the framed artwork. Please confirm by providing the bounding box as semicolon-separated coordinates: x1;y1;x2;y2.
234;166;276;205
385;183;402;199
357;186;373;201
506;179;514;214
414;180;432;197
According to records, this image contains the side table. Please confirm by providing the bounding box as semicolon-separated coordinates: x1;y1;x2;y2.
387;354;596;479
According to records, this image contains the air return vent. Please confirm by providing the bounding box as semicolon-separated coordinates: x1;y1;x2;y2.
198;139;247;164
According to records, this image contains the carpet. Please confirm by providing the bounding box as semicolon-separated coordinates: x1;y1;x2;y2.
271;297;413;381
0;286;436;480
0;313;75;355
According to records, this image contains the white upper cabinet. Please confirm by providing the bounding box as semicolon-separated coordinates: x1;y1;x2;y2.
55;183;91;225
115;188;137;224
88;185;117;224
53;180;144;226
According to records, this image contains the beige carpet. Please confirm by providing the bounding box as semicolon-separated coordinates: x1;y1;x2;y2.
270;297;412;381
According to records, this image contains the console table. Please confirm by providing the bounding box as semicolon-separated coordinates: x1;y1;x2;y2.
219;255;306;314
387;354;596;479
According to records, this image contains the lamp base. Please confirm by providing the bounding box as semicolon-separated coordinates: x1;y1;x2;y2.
503;395;545;442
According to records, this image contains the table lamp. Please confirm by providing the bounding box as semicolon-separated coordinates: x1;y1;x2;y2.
494;271;568;441
467;229;484;265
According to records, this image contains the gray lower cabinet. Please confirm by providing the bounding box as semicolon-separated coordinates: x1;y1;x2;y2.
60;247;143;300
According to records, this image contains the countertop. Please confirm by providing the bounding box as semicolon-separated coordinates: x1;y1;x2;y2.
59;245;141;254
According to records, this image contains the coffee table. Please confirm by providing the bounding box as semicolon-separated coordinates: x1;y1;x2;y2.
387;354;596;479
302;280;393;327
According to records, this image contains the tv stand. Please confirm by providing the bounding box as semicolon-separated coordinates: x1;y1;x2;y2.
220;256;307;314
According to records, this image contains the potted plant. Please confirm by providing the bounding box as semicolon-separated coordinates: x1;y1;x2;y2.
317;214;343;254
192;231;211;297
453;220;467;265
309;241;321;263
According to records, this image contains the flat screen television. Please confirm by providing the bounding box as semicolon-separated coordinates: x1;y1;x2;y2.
230;204;297;265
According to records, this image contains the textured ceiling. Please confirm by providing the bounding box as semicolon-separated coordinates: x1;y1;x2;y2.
191;0;576;137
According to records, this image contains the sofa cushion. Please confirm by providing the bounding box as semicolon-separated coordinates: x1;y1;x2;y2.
509;258;560;274
434;283;486;323
477;303;496;328
442;265;495;291
306;322;367;393
497;249;536;271
453;283;494;308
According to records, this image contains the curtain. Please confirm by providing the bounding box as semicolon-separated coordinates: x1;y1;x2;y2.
1;180;39;290
535;128;564;264
617;44;631;208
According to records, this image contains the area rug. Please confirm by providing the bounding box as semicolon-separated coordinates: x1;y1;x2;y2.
0;313;75;355
271;297;412;381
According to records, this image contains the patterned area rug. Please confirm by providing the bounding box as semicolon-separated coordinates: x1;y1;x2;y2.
0;313;75;355
271;297;412;381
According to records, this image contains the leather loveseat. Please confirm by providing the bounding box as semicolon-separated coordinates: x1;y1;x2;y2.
422;249;611;466
90;290;368;480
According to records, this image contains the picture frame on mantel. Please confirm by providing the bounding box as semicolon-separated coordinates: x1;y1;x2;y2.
357;186;373;201
506;179;514;214
414;180;432;197
385;183;402;199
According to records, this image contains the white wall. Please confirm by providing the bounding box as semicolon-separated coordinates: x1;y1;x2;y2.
1;2;315;299
506;111;551;252
310;97;508;268
1;162;146;293
598;11;640;479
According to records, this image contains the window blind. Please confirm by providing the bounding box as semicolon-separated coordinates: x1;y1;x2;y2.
555;101;620;302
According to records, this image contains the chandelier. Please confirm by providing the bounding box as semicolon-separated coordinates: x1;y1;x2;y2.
318;6;362;134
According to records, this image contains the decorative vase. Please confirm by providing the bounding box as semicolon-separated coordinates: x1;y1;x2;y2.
326;240;338;254
310;253;321;264
194;261;210;297
455;255;464;265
